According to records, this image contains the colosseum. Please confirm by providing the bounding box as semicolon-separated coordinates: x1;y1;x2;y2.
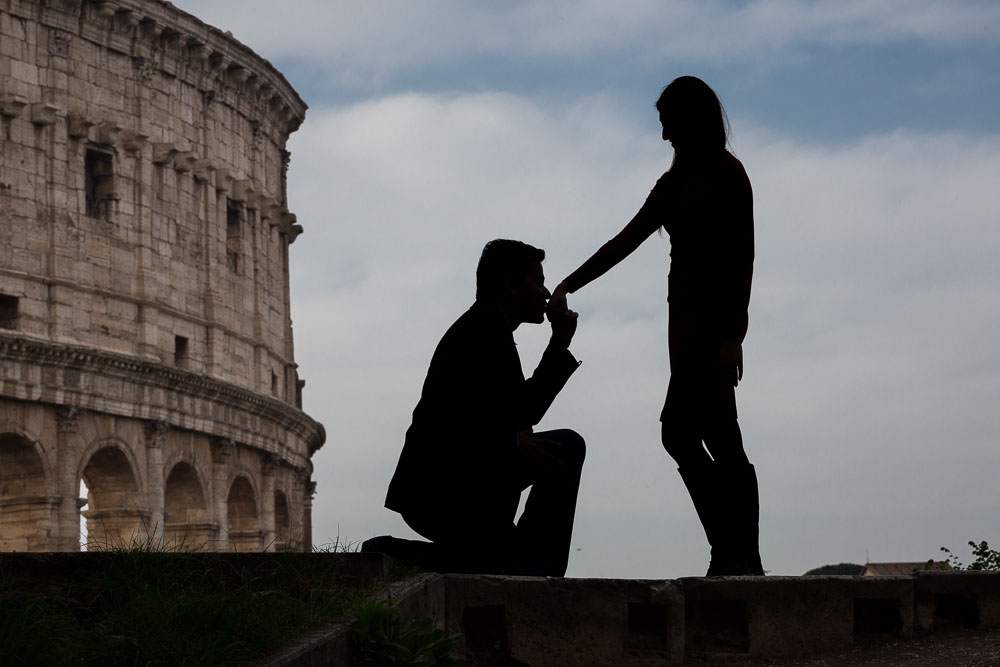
0;0;325;552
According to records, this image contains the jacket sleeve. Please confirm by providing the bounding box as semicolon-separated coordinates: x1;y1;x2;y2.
516;342;580;430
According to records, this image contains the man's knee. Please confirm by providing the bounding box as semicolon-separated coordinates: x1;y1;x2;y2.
537;428;586;467
557;428;586;467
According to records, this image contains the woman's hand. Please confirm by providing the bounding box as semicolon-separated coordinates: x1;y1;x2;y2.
719;340;743;386
546;283;576;349
547;282;570;318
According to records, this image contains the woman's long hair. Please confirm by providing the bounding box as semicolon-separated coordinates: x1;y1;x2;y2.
656;76;730;158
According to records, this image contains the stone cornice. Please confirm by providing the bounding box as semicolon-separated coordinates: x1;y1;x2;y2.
0;269;299;371
0;333;326;467
15;0;307;133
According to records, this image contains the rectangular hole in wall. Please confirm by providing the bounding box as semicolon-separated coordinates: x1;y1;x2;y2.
933;594;979;631
226;199;241;272
853;598;902;638
85;148;115;221
462;605;507;655
271;370;278;396
686;599;749;657
626;601;670;655
174;335;188;366
0;294;18;330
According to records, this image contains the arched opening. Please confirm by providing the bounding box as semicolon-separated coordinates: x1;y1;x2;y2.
81;445;149;550
0;433;54;551
274;489;292;551
79;478;89;551
226;475;260;552
164;462;213;550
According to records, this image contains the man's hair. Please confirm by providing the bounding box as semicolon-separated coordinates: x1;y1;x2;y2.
476;239;545;301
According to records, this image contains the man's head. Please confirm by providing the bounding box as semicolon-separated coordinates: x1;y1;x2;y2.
476;239;549;326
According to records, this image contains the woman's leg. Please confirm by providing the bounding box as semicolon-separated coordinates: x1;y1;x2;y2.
702;419;763;575
702;418;749;466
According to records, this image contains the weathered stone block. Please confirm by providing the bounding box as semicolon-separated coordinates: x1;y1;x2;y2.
915;571;1000;632
444;575;685;666
681;575;913;661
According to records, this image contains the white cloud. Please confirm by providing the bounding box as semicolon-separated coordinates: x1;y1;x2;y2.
174;1;1000;86
281;87;1000;576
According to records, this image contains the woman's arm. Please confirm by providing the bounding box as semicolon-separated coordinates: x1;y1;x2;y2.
718;157;754;345
549;180;667;311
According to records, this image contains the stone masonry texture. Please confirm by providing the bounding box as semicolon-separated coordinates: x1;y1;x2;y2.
0;0;325;553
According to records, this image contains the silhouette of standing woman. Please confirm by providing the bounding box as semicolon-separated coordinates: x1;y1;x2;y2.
549;76;762;575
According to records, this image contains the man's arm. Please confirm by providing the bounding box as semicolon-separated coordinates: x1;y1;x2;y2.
517;300;581;428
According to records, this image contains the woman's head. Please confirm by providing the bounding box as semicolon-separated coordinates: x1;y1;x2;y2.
655;76;729;153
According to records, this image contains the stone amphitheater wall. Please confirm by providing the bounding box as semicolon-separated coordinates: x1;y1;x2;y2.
0;0;324;552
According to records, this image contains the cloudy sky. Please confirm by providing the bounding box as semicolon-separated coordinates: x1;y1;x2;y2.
173;0;1000;577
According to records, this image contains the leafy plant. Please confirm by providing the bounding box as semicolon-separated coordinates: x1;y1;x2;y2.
939;540;1000;571
352;598;461;666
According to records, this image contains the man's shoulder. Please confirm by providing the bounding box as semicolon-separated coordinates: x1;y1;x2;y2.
443;301;507;338
431;301;509;359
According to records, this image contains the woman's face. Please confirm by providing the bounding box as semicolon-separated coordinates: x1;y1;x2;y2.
659;108;673;144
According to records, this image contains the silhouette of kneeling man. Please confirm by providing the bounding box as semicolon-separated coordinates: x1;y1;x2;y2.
378;239;585;576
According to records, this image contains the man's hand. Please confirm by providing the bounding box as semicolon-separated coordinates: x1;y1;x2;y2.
546;283;577;348
719;340;743;387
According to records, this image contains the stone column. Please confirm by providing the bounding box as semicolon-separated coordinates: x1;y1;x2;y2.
55;407;82;551
303;478;316;554
260;454;276;552
144;420;168;546
210;438;232;552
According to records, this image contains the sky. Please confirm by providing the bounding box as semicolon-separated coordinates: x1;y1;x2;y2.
172;0;1000;578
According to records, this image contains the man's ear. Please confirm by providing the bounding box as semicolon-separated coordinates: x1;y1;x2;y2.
500;272;520;299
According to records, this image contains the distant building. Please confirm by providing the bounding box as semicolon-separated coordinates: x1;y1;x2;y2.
1;0;324;552
861;561;952;576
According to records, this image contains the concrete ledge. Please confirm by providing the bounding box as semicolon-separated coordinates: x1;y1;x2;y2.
681;576;914;661
915;570;1000;633
433;573;1000;665
258;565;1000;665
444;575;684;666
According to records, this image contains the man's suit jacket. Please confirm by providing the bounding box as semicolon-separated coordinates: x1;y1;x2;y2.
385;299;580;523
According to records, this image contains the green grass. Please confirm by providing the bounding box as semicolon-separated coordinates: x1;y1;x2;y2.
0;538;397;666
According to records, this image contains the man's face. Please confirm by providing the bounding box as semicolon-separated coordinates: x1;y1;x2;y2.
513;261;550;325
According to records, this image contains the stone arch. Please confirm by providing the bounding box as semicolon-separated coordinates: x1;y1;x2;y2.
163;460;214;550
79;439;150;549
0;431;56;551
226;474;261;552
76;436;145;494
273;488;291;550
0;420;52;490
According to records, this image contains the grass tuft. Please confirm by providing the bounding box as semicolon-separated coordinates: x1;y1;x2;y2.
0;540;391;665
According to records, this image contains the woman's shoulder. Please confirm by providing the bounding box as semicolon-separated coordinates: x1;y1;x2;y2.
714;151;751;194
721;150;750;178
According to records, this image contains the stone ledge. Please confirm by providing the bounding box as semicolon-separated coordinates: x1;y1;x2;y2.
0;332;325;464
276;567;1000;666
435;573;1000;666
10;0;307;130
